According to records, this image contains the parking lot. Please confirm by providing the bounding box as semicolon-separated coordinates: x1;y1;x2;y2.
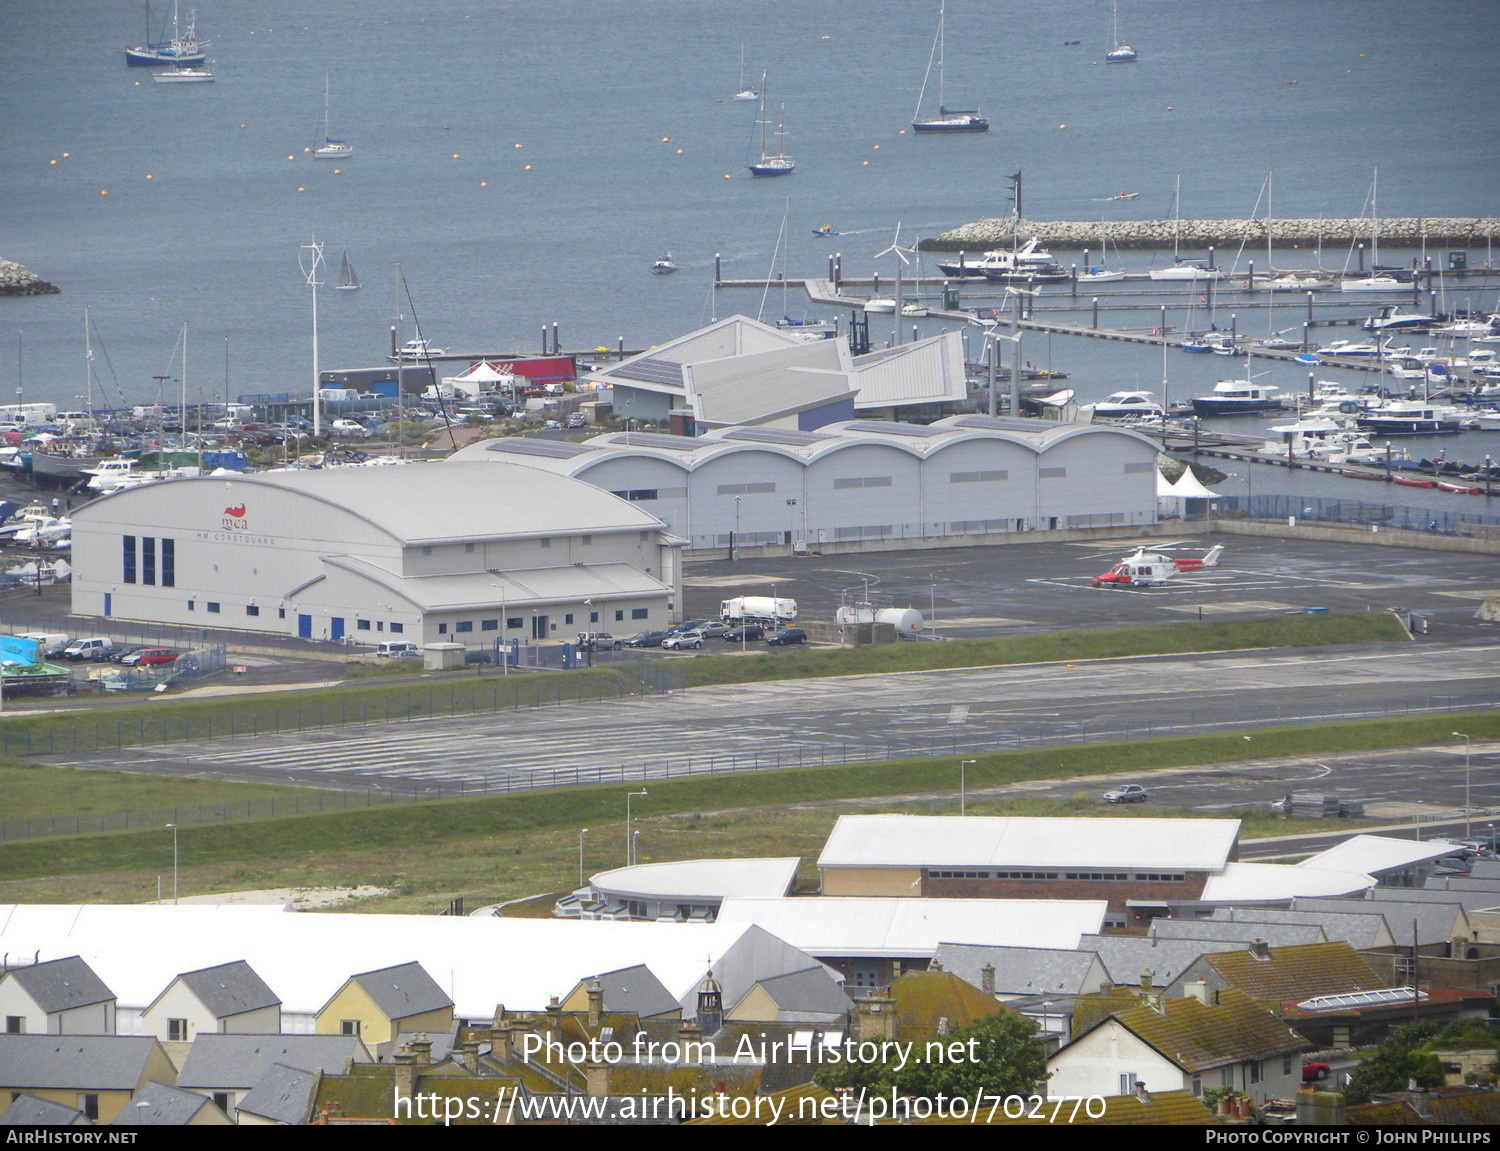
682;534;1500;641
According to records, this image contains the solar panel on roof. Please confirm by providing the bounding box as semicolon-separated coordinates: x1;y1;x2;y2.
1296;988;1426;1012
484;438;595;459
953;415;1068;432
611;357;686;386
856;420;945;437
604;432;705;451
720;428;835;447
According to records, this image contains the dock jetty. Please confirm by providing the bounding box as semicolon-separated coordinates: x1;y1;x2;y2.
923;217;1500;253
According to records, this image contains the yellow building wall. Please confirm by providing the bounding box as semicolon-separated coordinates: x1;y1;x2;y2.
820;866;923;896
315;983;384;1045
725;985;779;1023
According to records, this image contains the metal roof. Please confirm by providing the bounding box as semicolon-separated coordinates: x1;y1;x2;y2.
1199;861;1374;903
83;462;666;546
715;897;1106;957
590;858;800;902
817;815;1240;873
323;556;671;612
720;428;839;447
478;438;596;460
1299;834;1463;875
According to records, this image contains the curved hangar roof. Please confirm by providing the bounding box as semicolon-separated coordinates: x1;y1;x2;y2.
79;461;667;546
448;415;1156;476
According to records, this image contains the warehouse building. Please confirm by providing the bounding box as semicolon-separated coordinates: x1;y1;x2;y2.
69;463;682;645
449;414;1159;552
582;315;969;429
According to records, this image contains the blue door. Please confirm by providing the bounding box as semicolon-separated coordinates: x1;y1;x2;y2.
298;614;312;639
103;592;111;617
331;617;345;642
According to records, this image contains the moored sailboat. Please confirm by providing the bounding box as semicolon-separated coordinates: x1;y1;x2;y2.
911;2;989;133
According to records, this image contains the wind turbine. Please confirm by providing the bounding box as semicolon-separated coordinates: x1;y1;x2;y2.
874;223;916;344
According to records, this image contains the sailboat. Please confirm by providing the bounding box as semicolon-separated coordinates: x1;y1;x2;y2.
336;251;361;292
747;78;794;177
911;2;988;133
732;45;759;102
125;0;207;67
1340;169;1409;292
1105;0;1138;62
1149;176;1222;281
313;74;352;159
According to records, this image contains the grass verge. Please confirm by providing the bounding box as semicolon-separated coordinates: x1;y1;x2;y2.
2;709;1492;911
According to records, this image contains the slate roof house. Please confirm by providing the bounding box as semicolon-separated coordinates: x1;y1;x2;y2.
0;1035;177;1124
0;956;116;1036
175;1033;369;1122
110;1080;231;1126
141;960;281;1042
315;961;454;1052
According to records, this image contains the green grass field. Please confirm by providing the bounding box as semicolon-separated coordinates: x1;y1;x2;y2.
1;708;1492;912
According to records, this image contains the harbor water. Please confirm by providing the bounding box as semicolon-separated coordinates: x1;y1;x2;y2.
2;0;1498;514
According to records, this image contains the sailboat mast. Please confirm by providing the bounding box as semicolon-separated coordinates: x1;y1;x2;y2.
83;307;94;429
937;1;945;110
180;322;188;445
1371;167;1379;268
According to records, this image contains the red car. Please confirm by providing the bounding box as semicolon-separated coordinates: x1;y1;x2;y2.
124;647;178;667
1301;1062;1331;1083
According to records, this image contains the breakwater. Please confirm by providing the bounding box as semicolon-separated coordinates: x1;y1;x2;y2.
925;217;1500;253
0;259;59;297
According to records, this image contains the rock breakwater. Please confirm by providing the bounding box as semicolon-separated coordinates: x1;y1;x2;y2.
0;259;60;297
925;217;1500;253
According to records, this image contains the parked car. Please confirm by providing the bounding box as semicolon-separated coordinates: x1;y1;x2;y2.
1102;784;1148;804
698;622;733;639
661;631;705;651
668;620;711;635
464;649;495;665
121;647;178;667
765;628;808;647
624;630;669;648
1301;1062;1331;1083
576;632;621;651
374;640;420;658
723;623;765;642
111;647;151;665
565;412;587;429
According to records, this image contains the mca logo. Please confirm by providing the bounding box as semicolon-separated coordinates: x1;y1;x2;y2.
222;503;248;530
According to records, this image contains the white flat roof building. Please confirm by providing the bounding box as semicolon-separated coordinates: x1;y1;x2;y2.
0;904;822;1030
817;814;1241;874
69;462;683;645
715;897;1108;958
450;414;1160;552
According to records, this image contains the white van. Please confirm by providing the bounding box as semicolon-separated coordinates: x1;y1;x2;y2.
64;637;117;661
374;641;419;658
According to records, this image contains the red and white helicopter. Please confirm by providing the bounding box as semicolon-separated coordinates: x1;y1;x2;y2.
1091;543;1225;588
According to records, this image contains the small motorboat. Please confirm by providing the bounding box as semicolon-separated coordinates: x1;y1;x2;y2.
812;223;840;238
651;252;678;275
1108;191;1140;201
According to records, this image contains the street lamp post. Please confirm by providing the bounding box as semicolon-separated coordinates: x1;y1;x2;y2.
165;823;178;904
626;790;647;865
1452;731;1472;838
961;760;976;816
578;828;589;887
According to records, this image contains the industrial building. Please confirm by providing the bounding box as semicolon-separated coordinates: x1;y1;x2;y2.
450;414;1160;553
580;315;970;429
69;463;683;645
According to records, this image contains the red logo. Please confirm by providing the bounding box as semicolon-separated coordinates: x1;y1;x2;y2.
224;504;246;518
221;502;248;531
